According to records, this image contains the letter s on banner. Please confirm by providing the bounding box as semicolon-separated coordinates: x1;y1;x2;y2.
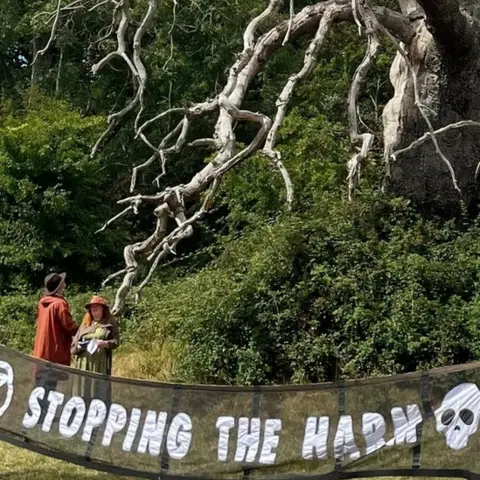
23;387;45;429
0;361;14;417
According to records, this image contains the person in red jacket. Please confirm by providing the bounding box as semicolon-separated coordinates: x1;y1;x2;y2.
33;272;78;365
32;272;78;424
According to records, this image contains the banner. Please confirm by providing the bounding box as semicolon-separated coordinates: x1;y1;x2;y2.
0;345;480;479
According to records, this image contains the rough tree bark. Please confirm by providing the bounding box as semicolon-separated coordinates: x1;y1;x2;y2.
384;0;480;213
34;0;480;314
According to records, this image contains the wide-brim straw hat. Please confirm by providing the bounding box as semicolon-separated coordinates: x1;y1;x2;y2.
85;295;110;312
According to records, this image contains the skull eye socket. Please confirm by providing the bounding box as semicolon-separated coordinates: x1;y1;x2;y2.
460;409;474;426
441;409;455;426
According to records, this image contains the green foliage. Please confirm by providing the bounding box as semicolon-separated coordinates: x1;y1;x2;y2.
124;195;480;385
0;294;36;352
2;0;480;389
118;21;480;383
0;94;126;292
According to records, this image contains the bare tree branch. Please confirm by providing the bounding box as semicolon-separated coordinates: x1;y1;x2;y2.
38;0;463;316
130;100;218;191
95;205;133;234
32;0;63;65
352;0;363;35
130;119;184;192
132;0;158;132
346;0;379;201
136;107;189;136
89;0;111;12
107;0;287;313
55;46;64;98
188;138;219;148
105;0;420;313
264;5;342;206
102;268;128;287
32;0;83;21
392;120;480;161
283;0;295;45
90;0;157;157
162;0;178;71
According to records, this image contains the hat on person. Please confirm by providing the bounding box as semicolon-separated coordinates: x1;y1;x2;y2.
85;295;110;312
43;272;67;296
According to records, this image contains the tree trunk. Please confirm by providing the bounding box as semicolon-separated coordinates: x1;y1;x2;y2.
384;0;480;215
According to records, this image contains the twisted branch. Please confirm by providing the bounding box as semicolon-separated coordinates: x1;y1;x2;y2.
104;0;418;314
32;0;63;65
346;0;379;201
263;5;342;206
108;0;286;313
91;0;157;157
393;120;480;161
283;0;295;45
37;0;469;316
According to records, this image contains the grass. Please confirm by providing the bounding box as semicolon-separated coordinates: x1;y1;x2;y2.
0;441;463;480
111;342;179;382
0;437;463;480
0;442;131;479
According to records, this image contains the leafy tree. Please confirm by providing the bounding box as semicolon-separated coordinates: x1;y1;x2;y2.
0;94;126;292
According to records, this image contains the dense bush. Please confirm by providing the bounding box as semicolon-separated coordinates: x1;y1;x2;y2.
0;295;37;352
0;94;130;293
5;189;480;386
122;192;480;385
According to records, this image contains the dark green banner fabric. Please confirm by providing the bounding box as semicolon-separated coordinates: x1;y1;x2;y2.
0;345;480;479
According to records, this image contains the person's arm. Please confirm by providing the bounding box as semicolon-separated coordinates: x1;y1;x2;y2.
59;304;79;336
71;327;82;355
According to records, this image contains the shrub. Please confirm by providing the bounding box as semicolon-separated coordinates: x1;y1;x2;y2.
122;196;480;385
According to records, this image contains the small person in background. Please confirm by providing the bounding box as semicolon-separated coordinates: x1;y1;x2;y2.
71;296;119;400
33;272;78;423
33;272;78;366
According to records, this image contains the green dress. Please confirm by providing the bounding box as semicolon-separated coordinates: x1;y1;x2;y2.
72;322;113;402
73;322;110;373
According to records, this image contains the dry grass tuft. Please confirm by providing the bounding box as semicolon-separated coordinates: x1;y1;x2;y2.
112;340;179;382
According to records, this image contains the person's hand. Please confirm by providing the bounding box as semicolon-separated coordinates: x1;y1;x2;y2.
97;340;109;349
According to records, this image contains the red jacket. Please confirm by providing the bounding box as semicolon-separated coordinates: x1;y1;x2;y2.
32;295;78;366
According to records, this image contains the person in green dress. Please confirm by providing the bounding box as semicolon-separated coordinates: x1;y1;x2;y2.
71;296;119;401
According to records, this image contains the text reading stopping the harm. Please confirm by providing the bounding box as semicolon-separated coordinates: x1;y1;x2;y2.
18;385;424;464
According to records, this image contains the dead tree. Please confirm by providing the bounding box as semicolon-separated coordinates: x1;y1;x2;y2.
34;0;480;314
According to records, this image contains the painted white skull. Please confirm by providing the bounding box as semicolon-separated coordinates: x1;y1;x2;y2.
435;383;480;450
